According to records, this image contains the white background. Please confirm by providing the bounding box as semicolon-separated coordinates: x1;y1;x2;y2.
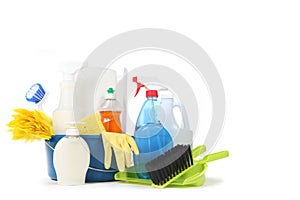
0;0;300;199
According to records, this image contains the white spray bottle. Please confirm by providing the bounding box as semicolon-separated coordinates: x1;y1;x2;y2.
53;62;80;134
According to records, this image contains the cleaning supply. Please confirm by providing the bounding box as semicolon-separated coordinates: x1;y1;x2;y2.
75;111;139;172
146;145;193;187
7;108;54;141
114;145;206;186
160;93;193;146
99;88;123;133
132;76;173;179
52;63;78;134
76;112;105;134
114;145;228;188
45;134;119;182
146;145;229;188
25;83;47;110
102;131;139;172
53;122;90;185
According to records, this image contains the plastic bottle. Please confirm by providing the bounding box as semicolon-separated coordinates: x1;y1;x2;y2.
132;77;173;179
99;88;123;133
53;122;90;185
160;93;193;146
135;90;161;130
53;63;79;134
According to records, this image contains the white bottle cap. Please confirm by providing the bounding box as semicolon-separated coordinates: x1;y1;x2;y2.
160;89;173;99
65;122;83;136
161;93;174;99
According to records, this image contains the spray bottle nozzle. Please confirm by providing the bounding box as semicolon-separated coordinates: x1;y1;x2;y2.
132;76;149;97
61;61;81;81
132;76;138;83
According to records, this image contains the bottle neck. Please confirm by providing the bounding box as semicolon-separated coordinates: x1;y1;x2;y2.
66;135;79;138
58;80;74;109
147;96;157;101
147;96;159;123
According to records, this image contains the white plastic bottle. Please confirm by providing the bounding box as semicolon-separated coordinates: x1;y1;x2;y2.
53;122;90;185
160;93;193;146
53;63;79;134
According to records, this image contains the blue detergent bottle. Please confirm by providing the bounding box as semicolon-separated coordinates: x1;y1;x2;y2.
132;76;173;179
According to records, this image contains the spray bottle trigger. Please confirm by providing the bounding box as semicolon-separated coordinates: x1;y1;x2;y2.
134;82;146;97
132;76;146;97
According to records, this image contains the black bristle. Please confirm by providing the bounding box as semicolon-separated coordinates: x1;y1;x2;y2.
145;144;193;186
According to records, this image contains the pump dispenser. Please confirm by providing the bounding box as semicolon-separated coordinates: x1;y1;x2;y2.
53;62;79;134
53;122;90;185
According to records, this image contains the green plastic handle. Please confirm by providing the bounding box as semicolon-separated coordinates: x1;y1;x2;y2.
153;150;229;188
200;151;229;163
183;151;229;185
192;145;206;158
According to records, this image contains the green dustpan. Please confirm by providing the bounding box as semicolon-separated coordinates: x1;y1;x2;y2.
114;145;229;187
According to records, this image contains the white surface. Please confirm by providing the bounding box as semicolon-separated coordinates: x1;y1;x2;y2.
0;0;300;199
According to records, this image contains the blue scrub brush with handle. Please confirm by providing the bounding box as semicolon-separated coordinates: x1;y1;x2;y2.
25;83;47;110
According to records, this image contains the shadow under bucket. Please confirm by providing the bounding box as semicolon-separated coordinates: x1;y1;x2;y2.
45;134;118;182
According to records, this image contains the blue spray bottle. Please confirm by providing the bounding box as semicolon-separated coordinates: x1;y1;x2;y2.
132;76;173;179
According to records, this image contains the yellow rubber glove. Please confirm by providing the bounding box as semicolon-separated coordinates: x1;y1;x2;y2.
102;131;139;172
76;113;106;134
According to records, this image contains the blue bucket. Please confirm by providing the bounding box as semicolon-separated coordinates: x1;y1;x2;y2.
45;135;118;182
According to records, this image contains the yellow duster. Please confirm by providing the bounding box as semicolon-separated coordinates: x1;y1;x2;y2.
7;108;54;141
